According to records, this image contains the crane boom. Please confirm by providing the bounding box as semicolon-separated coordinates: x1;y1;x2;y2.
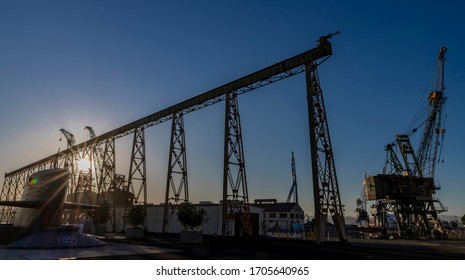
59;128;76;148
416;47;447;178
85;126;96;139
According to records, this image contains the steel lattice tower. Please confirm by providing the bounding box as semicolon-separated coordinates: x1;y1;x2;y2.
222;92;250;236
127;127;147;206
306;60;347;242
163;112;189;233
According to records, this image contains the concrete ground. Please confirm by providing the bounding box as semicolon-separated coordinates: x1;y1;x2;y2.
0;242;181;260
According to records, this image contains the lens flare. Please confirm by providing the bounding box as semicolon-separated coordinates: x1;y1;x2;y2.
28;177;39;186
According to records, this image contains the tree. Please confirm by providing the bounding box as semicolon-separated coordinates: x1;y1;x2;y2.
127;205;145;228
89;200;110;236
90;200;110;224
176;203;208;231
461;214;465;225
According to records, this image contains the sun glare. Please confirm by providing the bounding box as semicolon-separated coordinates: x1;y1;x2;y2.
77;158;91;172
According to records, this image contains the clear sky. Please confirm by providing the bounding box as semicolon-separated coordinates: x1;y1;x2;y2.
1;0;464;219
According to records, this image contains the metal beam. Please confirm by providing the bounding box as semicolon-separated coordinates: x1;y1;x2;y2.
5;40;333;177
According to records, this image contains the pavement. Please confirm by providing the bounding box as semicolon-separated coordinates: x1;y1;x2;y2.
1;233;465;260
0;236;182;260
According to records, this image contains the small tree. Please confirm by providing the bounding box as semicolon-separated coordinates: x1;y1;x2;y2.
89;200;110;236
461;214;465;225
176;203;208;231
91;200;110;224
127;205;145;228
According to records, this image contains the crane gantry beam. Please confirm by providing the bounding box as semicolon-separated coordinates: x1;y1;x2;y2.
2;34;342;239
5;40;333;177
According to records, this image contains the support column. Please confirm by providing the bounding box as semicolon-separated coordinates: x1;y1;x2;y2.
63;152;77;201
127;127;147;206
163;112;189;233
0;174;24;224
77;145;94;204
306;62;346;242
222;92;250;237
96;138;116;203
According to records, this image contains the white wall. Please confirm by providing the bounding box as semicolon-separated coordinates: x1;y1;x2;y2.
146;204;264;236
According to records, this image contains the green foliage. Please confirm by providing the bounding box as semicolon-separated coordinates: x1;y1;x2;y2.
176;203;208;231
91;200;110;224
461;214;465;225
127;205;145;228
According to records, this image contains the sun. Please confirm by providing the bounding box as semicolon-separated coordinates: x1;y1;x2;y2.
77;157;91;172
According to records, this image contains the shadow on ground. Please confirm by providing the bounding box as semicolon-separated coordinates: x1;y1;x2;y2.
83;233;465;260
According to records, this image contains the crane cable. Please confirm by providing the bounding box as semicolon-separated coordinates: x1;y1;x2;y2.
402;60;438;136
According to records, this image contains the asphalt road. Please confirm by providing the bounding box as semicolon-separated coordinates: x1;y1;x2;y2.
81;234;465;260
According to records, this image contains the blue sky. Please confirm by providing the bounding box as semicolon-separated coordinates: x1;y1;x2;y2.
0;1;464;219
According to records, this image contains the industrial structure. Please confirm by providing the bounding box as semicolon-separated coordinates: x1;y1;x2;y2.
0;33;346;242
362;47;449;239
286;152;299;204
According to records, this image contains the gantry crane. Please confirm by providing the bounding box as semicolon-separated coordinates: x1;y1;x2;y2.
364;46;448;239
1;34;343;240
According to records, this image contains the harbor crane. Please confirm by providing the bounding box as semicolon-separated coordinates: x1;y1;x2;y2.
384;47;447;179
59;128;76;148
364;46;448;239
